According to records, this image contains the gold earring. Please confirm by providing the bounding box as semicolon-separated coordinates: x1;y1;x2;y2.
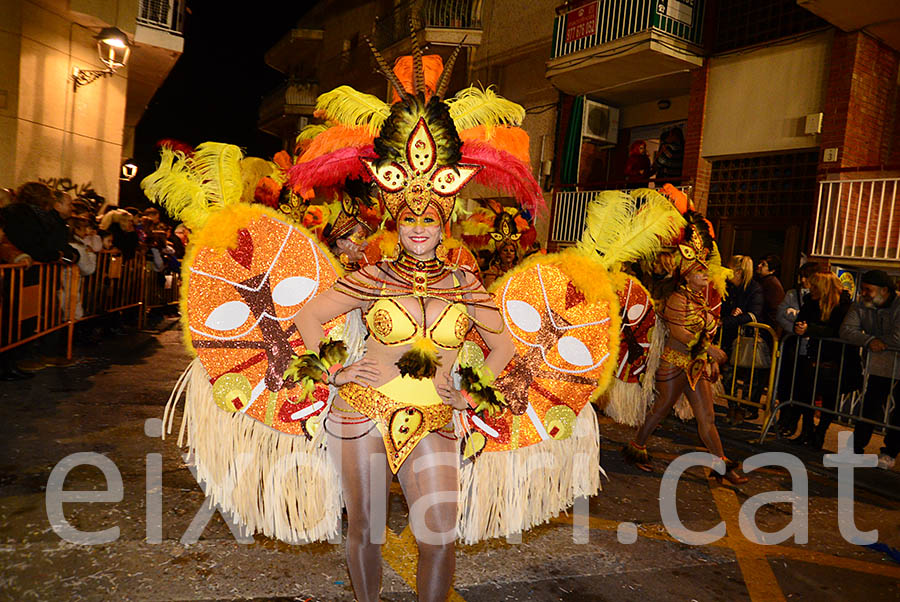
435;233;449;263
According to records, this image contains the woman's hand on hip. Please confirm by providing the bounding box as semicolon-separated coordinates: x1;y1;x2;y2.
707;345;727;365
436;381;468;410
332;358;380;387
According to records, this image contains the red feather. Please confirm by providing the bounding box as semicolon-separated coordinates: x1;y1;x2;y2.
288;145;373;196
461;142;546;217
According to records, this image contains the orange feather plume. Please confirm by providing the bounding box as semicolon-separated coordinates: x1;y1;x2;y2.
391;55;444;103
459;125;531;163
297;126;374;164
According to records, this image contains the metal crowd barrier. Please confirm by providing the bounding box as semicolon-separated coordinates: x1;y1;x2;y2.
0;261;79;357
717;322;780;440
761;334;899;443
0;251;182;360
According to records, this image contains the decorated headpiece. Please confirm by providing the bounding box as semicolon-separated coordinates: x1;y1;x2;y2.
362;96;480;221
324;181;381;245
461;199;537;258
676;212;713;272
288;27;545;229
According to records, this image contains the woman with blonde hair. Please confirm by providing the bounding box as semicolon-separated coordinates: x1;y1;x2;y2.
792;272;860;449
721;255;764;354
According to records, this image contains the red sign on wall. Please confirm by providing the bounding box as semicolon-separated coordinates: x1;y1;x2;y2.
564;2;599;44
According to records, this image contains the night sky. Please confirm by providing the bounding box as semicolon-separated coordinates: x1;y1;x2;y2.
123;0;315;207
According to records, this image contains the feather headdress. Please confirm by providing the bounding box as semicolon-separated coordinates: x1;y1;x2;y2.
288;33;545;223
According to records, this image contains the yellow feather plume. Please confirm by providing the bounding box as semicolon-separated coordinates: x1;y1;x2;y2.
141;142;244;230
315;86;390;136
296;123;330;152
240;157;282;203
191;142;244;208
578;188;686;270
708;242;731;296
141;148;206;228
446;86;526;132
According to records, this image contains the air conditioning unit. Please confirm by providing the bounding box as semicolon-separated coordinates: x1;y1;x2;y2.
581;99;619;146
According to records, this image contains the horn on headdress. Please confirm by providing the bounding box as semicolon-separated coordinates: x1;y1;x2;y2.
364;36;411;104
435;37;466;100
409;16;425;96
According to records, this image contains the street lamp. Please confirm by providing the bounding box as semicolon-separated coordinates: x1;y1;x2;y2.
72;27;132;92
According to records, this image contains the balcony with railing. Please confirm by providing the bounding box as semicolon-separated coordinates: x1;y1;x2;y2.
546;0;706;104
811;174;900;265
137;0;185;35
259;81;319;139
374;0;483;50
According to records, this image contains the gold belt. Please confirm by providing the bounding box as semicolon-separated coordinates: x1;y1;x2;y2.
338;382;454;473
661;347;708;390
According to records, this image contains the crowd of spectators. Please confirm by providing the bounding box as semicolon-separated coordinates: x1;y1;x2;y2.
718;252;899;470
0;181;189;380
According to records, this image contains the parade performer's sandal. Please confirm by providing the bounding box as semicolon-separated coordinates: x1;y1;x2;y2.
622;440;653;472
714;458;749;485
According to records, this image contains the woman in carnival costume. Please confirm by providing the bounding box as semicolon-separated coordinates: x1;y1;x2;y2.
290;55;520;600
622;189;749;485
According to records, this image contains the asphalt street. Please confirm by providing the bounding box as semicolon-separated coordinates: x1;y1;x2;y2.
1;318;898;601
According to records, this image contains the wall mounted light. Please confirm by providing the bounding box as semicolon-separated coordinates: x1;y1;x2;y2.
120;159;138;181
73;27;132;92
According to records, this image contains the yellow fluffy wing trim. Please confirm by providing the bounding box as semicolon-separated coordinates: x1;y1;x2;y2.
179;203;343;355
447;86;526;132
487;249;621;398
315;86;390;136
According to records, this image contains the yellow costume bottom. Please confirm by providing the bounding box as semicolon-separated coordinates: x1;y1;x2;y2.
661;347;710;391
339;375;455;473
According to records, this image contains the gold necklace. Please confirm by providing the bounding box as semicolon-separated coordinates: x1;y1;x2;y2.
390;251;449;297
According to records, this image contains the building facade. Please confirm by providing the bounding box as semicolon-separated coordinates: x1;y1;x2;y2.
1;0;184;204
260;0;900;281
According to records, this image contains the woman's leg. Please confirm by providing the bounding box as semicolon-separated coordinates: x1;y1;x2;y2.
397;429;459;602
684;377;726;458
325;406;391;602
634;363;688;446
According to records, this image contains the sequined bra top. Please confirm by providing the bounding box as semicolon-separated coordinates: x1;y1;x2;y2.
364;298;470;349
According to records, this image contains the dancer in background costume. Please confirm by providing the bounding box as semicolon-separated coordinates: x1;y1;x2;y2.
622;196;749;485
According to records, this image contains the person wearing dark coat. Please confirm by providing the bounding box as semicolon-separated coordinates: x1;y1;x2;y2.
793;273;860;450
0;201;79;264
721;255;764;356
755;254;785;333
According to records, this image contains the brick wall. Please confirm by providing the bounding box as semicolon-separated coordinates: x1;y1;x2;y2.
820;31;900;168
682;61;712;212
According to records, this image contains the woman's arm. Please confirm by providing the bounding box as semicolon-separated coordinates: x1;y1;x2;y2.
293;272;370;353
775;289;800;333
465;271;515;377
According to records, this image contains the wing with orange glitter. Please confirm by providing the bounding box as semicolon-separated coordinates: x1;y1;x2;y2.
186;211;343;439
459;257;619;458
